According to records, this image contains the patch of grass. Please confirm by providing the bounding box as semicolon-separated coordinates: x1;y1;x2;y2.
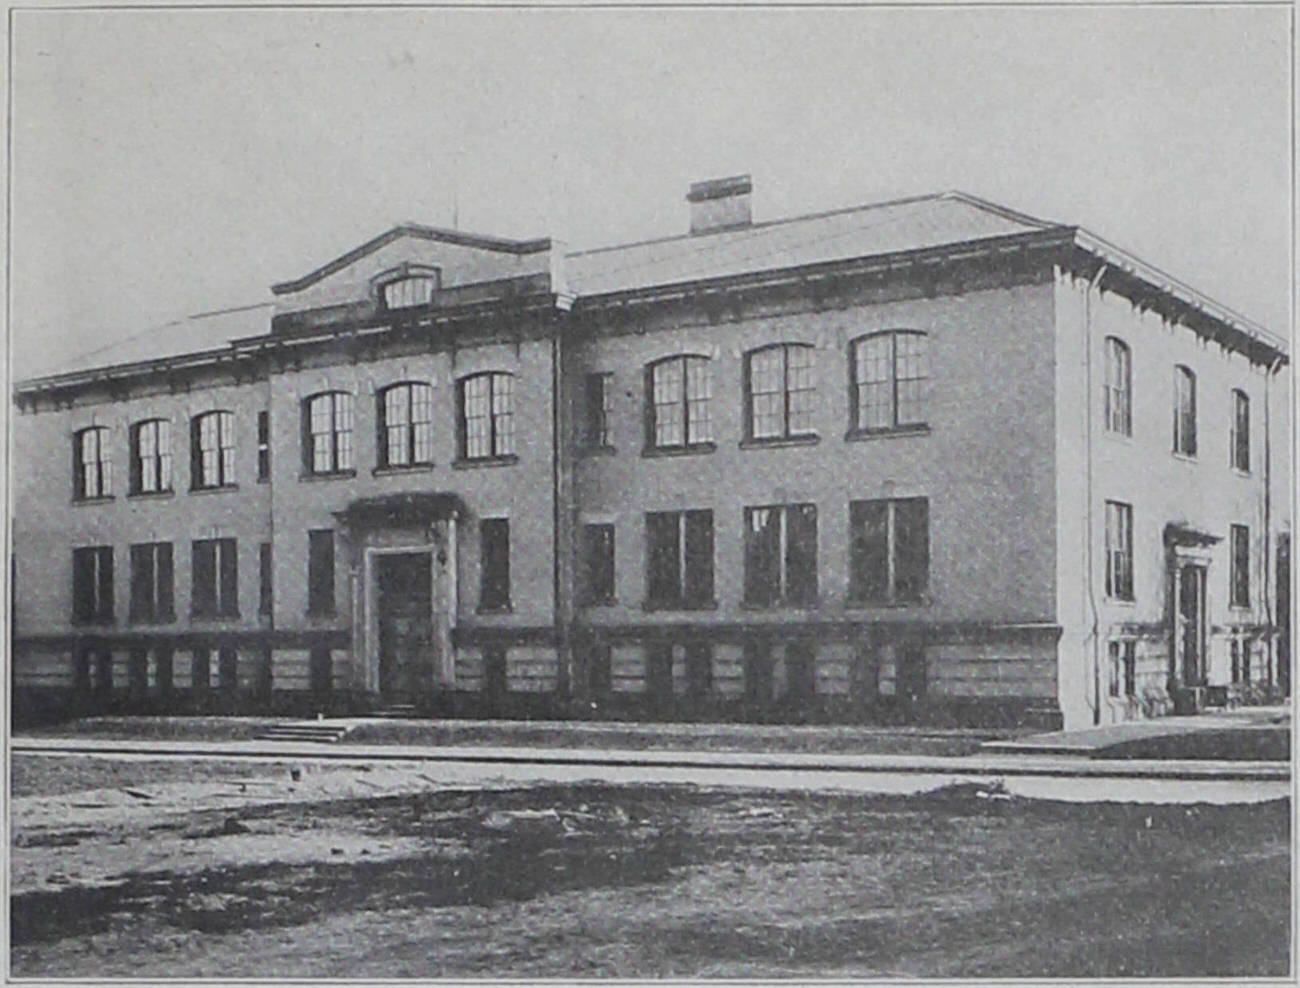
10;756;292;798
16;717;272;743
1095;727;1291;761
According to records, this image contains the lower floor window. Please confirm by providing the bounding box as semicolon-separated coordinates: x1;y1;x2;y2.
1108;639;1137;697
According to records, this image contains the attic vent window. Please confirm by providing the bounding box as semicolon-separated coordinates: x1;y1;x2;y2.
382;275;437;310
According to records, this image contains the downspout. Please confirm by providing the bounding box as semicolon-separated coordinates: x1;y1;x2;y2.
1263;353;1283;679
1084;264;1109;725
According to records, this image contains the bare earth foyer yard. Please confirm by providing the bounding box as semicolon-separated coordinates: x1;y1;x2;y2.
9;754;1290;979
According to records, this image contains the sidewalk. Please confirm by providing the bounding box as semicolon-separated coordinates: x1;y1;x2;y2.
12;734;1291;781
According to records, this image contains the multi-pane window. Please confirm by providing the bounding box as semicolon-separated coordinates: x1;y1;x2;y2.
1173;365;1197;456
647;356;713;449
745;344;816;440
1103;337;1131;436
73;426;111;499
459;373;515;461
743;503;818;606
192;538;238;618
378;382;435;468
848;498;929;604
71;546;114;624
381;275;437;309
582;373;614;449
257;411;270;481
645;510;714;608
191;410;235;488
851;331;929;432
1230;524;1250;608
1231;390;1250;472
129;542;174;623
130;419;172;494
1104;500;1133;601
304;392;354;474
479;518;511;612
581;523;616;604
307;529;336;616
1108;639;1136;698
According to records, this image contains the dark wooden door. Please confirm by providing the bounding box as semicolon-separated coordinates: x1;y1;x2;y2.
377;553;433;701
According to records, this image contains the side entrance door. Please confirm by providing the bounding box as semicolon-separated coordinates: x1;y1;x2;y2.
377;552;433;702
1176;563;1207;688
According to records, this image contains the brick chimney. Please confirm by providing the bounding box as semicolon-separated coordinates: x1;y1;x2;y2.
687;174;753;235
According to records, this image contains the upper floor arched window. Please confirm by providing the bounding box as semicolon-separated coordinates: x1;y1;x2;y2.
130;418;172;494
850;330;928;433
378;381;435;468
73;426;111;500
457;372;515;461
1173;365;1197;457
303;392;354;475
190;410;235;489
1103;338;1131;436
380;275;437;310
744;343;816;441
646;355;713;450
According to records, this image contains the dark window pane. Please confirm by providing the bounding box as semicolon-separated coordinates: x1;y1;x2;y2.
97;548;114;623
850;501;889;601
483;646;508;696
685;643;712;697
645;643;673;703
683;510;714;604
894;499;929;602
156;544;174;621
646;513;681;604
581;524;615;603
259;542;273;616
192;540;216;617
217;540;238;617
784;642;815;701
743;507;781;605
896;644;927;702
786;504;818;604
130;544;153;622
743;640;773;704
479;519;511;611
307;530;335;616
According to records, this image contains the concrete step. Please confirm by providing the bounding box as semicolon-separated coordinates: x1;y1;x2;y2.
255;723;352;744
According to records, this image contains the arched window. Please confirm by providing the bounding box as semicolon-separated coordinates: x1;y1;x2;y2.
380;275;437;310
302;392;354;475
458;372;515;461
190;411;235;489
646;355;713;450
1231;389;1250;472
73;426;111;500
1173;365;1197;456
1103;338;1131;436
130;418;172;494
744;343;817;441
378;382;435;468
850;331;928;433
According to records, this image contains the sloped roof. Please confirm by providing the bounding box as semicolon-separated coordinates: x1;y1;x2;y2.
566;191;1059;296
17;190;1285;387
40;302;274;377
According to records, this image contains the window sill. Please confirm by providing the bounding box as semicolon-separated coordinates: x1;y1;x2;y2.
580;596;619;608
129;615;177;626
71;495;115;506
1231;467;1252;479
372;463;436;477
1105;597;1136;608
190;484;240;495
740;599;820;611
191;612;241;622
642;442;716;459
299;470;357;482
1171;451;1198;464
739;434;820;451
476;604;514;615
306;609;338;621
454;455;519;470
1102;429;1133;444
844;596;931;610
845;424;930;442
642;599;718;612
128;489;176;501
578;445;618;458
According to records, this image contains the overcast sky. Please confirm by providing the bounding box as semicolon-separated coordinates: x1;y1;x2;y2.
9;4;1291;378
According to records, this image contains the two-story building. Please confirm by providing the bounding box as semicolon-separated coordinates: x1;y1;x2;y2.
12;176;1289;729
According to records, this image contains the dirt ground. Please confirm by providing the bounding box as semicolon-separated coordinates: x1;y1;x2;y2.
9;755;1291;979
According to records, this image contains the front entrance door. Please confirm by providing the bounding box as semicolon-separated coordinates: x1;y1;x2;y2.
1176;563;1207;687
377;552;433;701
